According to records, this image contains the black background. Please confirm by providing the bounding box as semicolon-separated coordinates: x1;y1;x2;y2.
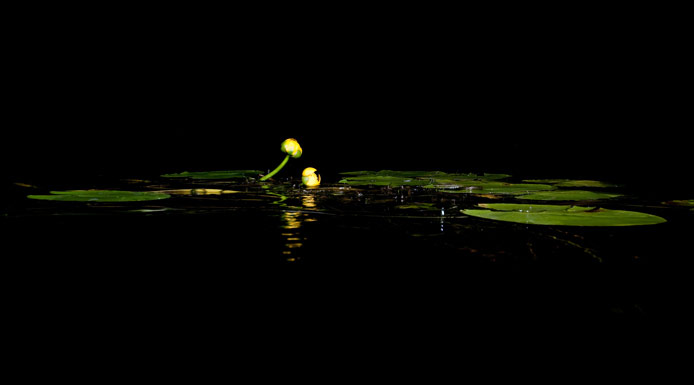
1;6;692;354
3;6;689;192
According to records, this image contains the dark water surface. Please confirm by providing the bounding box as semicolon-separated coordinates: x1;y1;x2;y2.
4;11;690;372
2;171;692;321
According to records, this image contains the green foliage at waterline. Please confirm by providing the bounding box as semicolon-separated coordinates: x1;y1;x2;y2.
27;190;171;202
395;202;441;211
161;170;262;180
664;200;694;207
522;179;619;188
338;170;543;195
462;203;666;226
518;190;622;201
434;182;555;195
339;170;453;186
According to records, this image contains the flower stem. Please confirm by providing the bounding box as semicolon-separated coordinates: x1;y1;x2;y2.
260;154;290;181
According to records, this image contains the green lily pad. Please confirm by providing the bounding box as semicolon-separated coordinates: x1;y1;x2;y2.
338;170;511;187
161;170;262;180
339;170;451;178
338;175;432;186
396;203;440;211
435;182;555;195
472;203;598;212
338;171;438;186
556;180;618;188
522;179;568;184
664;200;694;207
520;190;622;201
28;190;171;202
523;179;618;188
412;172;511;181
462;203;666;226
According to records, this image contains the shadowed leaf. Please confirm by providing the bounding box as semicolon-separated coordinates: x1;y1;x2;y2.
161;170;262;180
338;170;510;188
435;182;555;195
519;190;622;201
523;179;618;188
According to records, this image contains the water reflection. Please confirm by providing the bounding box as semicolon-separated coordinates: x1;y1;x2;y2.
158;188;239;195
302;194;317;209
282;210;303;260
280;193;318;261
441;207;445;232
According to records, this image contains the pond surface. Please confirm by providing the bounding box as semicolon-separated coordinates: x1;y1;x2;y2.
2;171;692;319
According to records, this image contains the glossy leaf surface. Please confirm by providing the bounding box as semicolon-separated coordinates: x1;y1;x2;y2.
28;190;171;202
462;203;666;226
523;179;618;188
519;190;622;201
161;170;262;180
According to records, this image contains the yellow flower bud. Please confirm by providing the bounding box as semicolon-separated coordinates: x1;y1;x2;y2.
260;138;303;181
281;138;302;159
302;167;321;187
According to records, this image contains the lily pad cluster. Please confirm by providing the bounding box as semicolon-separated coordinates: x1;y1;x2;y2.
338;170;622;200
664;199;694;207
337;170;666;226
519;190;622;201
338;170;530;193
664;199;694;212
23;168;670;227
161;170;262;180
518;179;622;201
522;179;619;188
339;170;452;186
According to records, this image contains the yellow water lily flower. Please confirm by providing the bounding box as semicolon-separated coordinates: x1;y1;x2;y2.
281;138;302;159
302;167;321;187
260;138;304;181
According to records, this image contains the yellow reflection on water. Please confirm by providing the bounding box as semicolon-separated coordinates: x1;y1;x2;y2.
281;210;304;259
158;189;239;195
282;211;302;230
302;194;316;209
280;193;318;261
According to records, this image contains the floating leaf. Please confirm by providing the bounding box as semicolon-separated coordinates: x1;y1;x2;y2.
519;190;622;201
523;179;617;188
338;175;431;186
522;179;569;184
338;170;511;187
555;180;618;188
462;203;666;226
396;203;440;211
28;190;171;202
157;189;240;196
340;170;451;178
664;200;694;207
338;170;451;186
475;203;597;212
161;170;262;180
415;172;510;181
436;182;555;195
